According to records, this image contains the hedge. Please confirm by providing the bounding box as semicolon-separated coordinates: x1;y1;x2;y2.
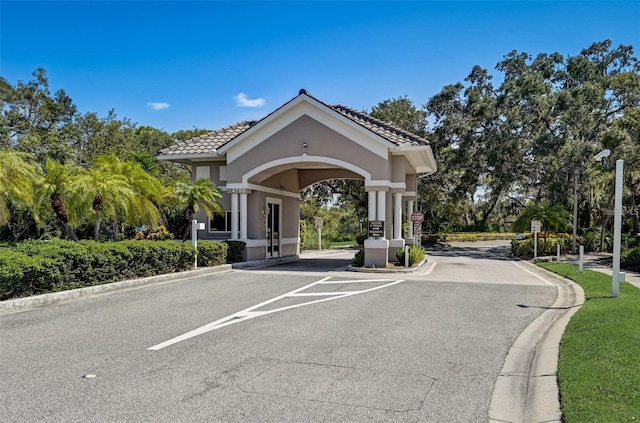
223;240;245;263
395;245;426;266
197;241;228;267
0;239;227;300
511;236;577;258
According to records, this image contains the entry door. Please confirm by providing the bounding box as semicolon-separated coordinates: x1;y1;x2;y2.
267;202;280;258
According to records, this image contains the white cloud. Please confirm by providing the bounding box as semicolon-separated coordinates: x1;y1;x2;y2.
234;92;266;108
147;102;170;110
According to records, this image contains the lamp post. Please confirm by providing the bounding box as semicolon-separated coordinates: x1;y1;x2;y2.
594;149;622;298
612;159;624;298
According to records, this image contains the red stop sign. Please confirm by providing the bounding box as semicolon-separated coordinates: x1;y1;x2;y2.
411;211;424;224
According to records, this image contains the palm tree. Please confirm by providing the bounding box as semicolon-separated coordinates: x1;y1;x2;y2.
169;178;223;241
77;155;162;241
513;201;571;240
36;158;85;241
0;149;38;226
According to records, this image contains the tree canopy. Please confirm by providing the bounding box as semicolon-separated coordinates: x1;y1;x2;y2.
2;40;639;242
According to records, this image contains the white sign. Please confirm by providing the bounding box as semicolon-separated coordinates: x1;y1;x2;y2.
314;217;323;229
531;220;542;233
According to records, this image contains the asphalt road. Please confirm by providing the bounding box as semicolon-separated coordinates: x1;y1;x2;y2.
0;241;557;422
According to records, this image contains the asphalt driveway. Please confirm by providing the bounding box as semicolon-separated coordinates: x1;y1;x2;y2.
0;241;557;422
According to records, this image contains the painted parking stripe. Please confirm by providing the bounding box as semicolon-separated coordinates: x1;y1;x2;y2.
148;277;404;351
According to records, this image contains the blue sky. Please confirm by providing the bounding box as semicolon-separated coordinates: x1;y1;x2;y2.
1;1;639;134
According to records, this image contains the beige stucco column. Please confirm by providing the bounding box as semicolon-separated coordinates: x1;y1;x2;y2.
388;192;406;261
393;193;403;240
230;192;239;240
406;199;415;245
240;191;248;240
377;190;386;237
368;191;377;221
364;189;389;267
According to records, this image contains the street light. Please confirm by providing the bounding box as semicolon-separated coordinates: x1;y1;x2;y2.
594;149;623;298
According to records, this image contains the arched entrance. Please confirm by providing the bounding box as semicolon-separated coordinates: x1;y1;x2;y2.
158;89;436;266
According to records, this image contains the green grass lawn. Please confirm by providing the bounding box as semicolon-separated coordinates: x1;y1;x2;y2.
538;263;640;422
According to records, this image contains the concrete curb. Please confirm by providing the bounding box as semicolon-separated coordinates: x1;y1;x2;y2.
489;260;585;423
0;265;232;316
230;255;299;269
346;257;429;273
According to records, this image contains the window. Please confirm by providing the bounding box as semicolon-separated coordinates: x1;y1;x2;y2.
195;166;210;181
219;166;227;181
210;211;232;232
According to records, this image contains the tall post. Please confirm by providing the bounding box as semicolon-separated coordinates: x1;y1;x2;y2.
612;159;624;298
572;169;578;254
191;219;198;269
407;200;414;238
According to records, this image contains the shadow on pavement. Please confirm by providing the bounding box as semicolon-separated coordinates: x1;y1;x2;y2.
426;243;514;261
242;257;353;273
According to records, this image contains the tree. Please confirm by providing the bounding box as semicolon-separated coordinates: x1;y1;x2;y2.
168;178;223;241
370;96;427;136
36;158;84;241
3;68;77;163
0;149;38;227
74;155;163;241
512;201;571;239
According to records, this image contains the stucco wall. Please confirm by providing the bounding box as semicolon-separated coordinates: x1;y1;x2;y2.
226;115;391;183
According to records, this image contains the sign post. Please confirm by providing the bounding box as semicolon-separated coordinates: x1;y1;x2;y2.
411;211;424;247
531;220;542;259
314;217;323;251
191;220;205;268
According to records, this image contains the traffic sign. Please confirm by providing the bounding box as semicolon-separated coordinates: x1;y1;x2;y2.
531;220;542;233
411;211;424;224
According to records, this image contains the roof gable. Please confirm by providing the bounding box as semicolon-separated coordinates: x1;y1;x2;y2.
158;90;431;160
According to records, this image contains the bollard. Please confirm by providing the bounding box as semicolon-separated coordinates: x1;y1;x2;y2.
405;245;410;267
557;244;560;262
579;245;584;273
192;219;198;269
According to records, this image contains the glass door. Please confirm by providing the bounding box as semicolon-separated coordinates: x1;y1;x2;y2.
267;202;280;258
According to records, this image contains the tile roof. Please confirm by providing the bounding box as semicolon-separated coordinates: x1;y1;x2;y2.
158;93;429;157
158;121;257;156
328;104;428;147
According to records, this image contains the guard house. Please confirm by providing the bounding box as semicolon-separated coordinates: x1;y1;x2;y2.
157;90;437;266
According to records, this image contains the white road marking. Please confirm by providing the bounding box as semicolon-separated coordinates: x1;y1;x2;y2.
148;276;405;351
424;260;437;275
510;261;555;286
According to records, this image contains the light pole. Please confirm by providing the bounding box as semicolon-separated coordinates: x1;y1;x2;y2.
612;159;624;298
594;149;623;298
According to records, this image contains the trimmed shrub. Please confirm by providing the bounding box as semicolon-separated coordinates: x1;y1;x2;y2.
395;245;426;266
0;239;197;300
197;241;228;267
622;247;640;270
134;225;174;241
351;249;364;267
511;236;576;258
223;240;245;263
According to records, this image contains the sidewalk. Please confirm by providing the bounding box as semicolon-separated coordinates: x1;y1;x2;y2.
562;252;640;290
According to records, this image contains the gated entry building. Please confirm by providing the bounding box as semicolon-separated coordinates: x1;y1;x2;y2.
157;90;437;266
